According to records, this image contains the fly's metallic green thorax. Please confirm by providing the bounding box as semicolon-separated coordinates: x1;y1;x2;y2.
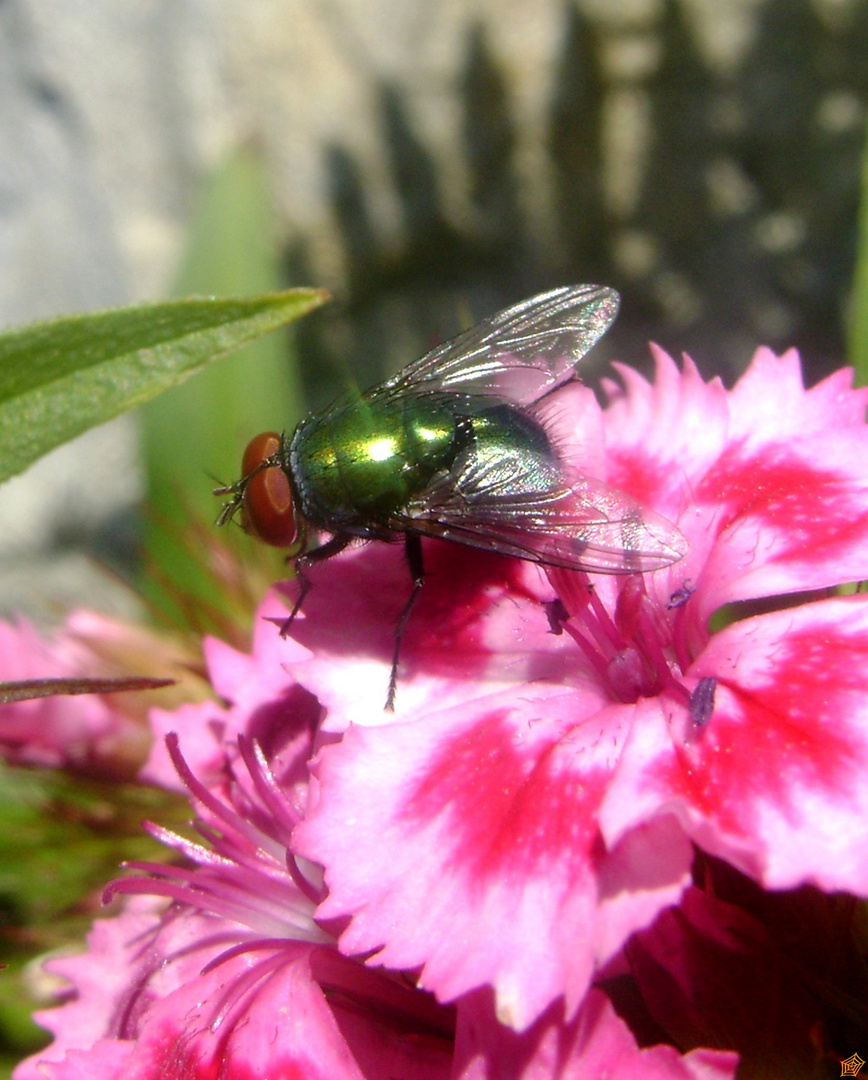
288;394;459;530
287;392;558;534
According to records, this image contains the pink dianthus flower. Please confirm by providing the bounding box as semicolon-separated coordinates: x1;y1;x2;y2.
287;347;868;1031
19;343;867;1075
15;711;730;1078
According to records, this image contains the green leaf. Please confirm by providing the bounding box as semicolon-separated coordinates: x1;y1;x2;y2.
0;289;328;487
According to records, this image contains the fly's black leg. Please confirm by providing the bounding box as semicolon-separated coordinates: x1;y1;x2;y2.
278;533;352;637
385;532;425;711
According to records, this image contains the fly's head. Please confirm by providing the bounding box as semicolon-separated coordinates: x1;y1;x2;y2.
215;431;301;549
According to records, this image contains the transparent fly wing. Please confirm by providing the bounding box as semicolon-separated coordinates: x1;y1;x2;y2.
400;464;686;575
376;285;619;407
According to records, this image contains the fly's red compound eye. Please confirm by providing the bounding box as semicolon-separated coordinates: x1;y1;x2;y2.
240;431;298;547
241;431;282;477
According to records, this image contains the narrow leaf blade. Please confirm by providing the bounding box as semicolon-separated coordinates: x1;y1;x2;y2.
0;288;328;485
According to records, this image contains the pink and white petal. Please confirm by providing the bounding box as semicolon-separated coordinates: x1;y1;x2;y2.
125;944;452;1080
601;348;731;519
142;698;232;791
280;541;440;722
726;349;868;444
295;688;690;1031
453;987;738;1080
593;814;692;962
284;543;573;726
112;950;369;1080
47;951;366;1080
692;352;868;606
143;590;320;793
28;906;273;1069
19;902;451;1080
205;587;308;709
14;1040;136;1080
694;428;868;609
604;347;868;609
19;911;162;1075
605;598;868;894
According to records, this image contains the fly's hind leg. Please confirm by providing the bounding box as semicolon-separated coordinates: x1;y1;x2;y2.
386;532;425;711
279;533;352;637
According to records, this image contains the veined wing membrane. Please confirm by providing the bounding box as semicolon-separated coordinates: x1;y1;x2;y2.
378;285;619;407
401;468;686;575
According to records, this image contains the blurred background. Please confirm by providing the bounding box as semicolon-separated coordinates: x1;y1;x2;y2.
1;0;867;620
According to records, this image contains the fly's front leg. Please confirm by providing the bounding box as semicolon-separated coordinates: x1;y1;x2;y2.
279;533;352;637
386;532;425;711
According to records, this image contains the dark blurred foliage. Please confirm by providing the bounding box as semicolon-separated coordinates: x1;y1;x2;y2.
286;0;868;406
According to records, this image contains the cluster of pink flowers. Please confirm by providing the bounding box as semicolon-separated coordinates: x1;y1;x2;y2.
9;345;868;1077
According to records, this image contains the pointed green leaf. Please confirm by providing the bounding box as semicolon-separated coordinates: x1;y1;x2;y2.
0;288;328;486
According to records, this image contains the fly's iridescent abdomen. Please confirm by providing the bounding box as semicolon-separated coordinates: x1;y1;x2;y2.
460;403;561;497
